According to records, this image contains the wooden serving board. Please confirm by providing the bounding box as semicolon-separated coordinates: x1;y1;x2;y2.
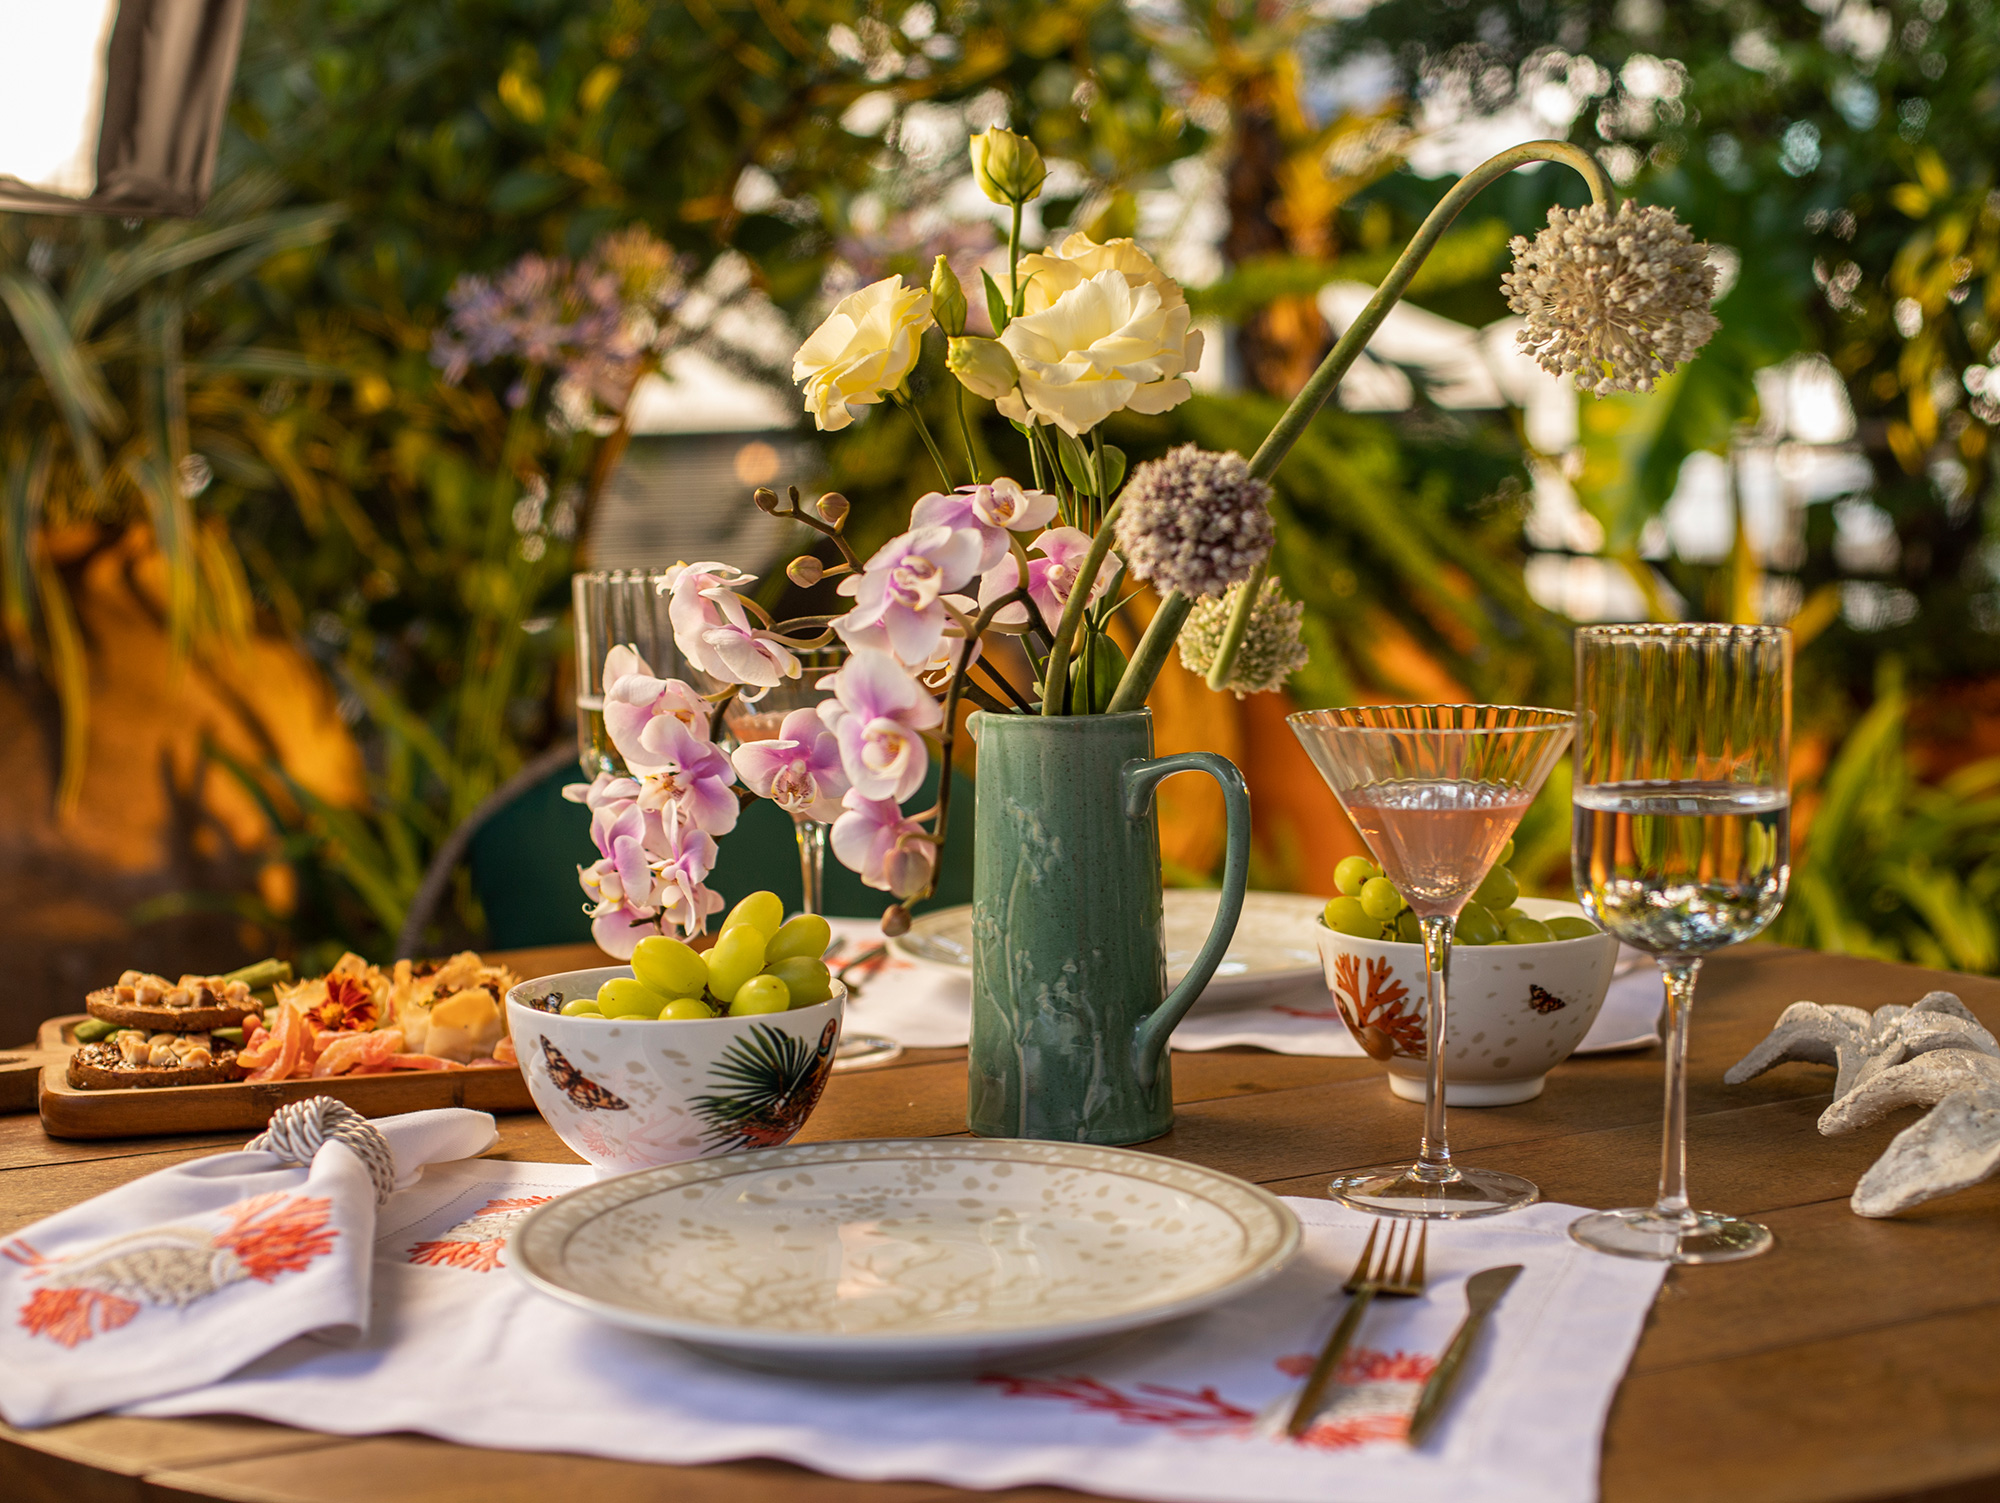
34;1016;535;1139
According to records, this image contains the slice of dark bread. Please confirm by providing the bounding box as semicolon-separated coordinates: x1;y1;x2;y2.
84;988;259;1034
66;1039;241;1090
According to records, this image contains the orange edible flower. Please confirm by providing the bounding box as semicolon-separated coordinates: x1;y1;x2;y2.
309;973;379;1034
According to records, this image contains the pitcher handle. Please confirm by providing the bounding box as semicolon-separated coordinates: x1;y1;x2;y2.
1122;751;1252;1089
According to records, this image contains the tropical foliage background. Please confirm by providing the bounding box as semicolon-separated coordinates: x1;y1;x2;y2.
3;0;1998;1028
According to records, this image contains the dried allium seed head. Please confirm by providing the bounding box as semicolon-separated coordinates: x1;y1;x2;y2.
1502;200;1721;397
1177;578;1309;698
1113;445;1273;601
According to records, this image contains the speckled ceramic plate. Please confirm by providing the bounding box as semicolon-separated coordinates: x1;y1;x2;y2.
510;1138;1300;1377
891;890;1329;1005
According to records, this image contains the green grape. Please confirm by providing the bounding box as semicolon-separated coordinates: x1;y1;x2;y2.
657;995;715;1021
705;924;768;1002
1499;839;1515;865
1472;864;1518;912
1547;915;1601;941
766;913;833;963
1491;906;1524;931
1504;914;1554;945
723;890;785;940
1333;856;1380;897
1456;903;1501;945
1323;896;1377;938
560;997;603;1016
1394;909;1422;943
766;956;834;1007
1358;877;1405;922
597;978;669;1018
631;935;709;997
729;974;791;1016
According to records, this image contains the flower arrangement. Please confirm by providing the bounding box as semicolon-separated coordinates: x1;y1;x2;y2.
565;130;1722;950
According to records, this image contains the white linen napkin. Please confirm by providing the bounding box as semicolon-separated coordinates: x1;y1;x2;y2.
131;1159;1666;1503
834;920;1664;1058
0;1101;497;1427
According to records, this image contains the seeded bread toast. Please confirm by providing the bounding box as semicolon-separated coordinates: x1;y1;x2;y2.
84;971;261;1034
66;1032;241;1089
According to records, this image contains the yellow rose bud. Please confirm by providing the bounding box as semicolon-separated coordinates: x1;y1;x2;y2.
969;126;1047;206
946;336;1020;401
929;255;968;337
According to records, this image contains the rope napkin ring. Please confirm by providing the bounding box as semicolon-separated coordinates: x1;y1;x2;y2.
246;1098;398;1204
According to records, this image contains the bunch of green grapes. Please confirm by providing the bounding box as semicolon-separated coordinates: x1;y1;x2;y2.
1321;846;1600;945
560;892;837;1020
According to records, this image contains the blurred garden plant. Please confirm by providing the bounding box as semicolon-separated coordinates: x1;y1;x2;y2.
0;172;343;815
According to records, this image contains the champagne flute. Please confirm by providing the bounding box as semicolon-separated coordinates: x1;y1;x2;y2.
1291;705;1576;1219
1569;624;1791;1263
724;647;844;917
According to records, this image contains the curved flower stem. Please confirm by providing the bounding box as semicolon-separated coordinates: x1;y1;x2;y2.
1199;139;1614;693
953;384;983;484
892;390;956;489
1039;497;1123;715
918;584;1033;901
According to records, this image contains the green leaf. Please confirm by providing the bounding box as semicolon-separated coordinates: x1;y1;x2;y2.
981;268;1009;334
0;271;118;485
1101;444;1127;495
1055;428;1096;494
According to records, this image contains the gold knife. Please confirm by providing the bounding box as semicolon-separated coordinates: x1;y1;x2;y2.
1406;1263;1522;1445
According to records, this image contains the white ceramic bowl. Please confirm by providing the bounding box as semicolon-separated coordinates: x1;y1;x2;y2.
505;967;845;1173
1312;896;1619;1106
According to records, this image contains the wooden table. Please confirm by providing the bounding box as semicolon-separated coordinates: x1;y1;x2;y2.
3;943;1997;1503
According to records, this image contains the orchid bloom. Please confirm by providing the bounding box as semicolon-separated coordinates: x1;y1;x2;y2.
910;478;1058;573
632;712;741;836
976;526;1118;630
662;560;800;688
819;648;941;802
601;648;711;768
652;819;725;937
832;792;939;898
831;524;983;666
577;796;664;957
731;708;850;823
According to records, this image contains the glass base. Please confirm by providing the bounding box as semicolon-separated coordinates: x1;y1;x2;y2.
832;1034;903;1071
1569;1207;1773;1263
1327;1164;1539;1220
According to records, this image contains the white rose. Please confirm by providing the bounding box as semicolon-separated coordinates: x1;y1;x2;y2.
1016;232;1191;319
792;275;933;432
994;267;1201;437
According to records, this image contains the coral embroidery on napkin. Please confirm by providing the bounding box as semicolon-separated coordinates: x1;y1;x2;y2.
3;1193;337;1348
984;1347;1438;1451
980;1375;1255;1437
407;1196;554;1271
1276;1348;1437;1449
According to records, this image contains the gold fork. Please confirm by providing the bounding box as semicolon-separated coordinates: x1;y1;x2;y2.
1284;1221;1430;1437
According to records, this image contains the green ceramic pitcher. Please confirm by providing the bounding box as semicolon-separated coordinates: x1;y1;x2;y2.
966;709;1252;1144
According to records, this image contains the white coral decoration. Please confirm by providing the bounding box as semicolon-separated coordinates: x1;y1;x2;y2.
1113;445;1273;601
1503;200;1720;396
1176;578;1308;698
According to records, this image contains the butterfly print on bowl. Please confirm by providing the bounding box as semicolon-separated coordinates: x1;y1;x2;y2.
540;1038;629;1112
1527;984;1566;1015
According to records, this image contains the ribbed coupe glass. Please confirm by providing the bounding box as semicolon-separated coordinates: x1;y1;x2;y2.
1569;624;1791;1263
1291;704;1575;1219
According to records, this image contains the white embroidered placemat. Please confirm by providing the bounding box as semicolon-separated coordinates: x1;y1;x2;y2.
833;919;1664;1057
131;1158;1665;1503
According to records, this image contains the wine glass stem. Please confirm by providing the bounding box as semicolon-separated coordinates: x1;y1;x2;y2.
1654;958;1702;1222
795;817;828;917
1417;914;1457;1178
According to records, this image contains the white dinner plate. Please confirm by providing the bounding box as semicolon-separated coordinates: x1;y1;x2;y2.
510;1138;1300;1377
891;889;1330;1005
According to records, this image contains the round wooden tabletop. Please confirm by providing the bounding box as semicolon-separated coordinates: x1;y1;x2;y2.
4;943;1998;1503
